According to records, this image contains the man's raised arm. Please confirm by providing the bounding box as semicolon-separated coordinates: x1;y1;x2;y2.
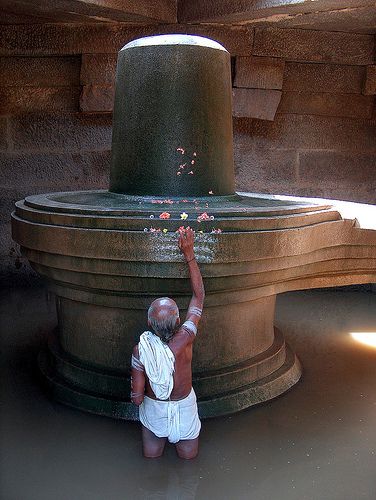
178;227;205;330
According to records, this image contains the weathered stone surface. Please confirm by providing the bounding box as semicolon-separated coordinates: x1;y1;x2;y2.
0;118;8;150
234;146;297;190
279;92;375;119
364;66;376;95
233;115;376;152
299;151;376;184
255;5;376;35
0;151;110;190
185;25;253;56
178;0;376;26
80;54;117;85
0;24;253;56
234;56;285;89
0;0;177;24
80;85;115;113
283;62;366;94
285;184;376;205
0;87;79;115
233;88;282;120
253;27;375;65
0;24;137;56
1;188;47;224
0;56;80;87
10;113;112;152
0;222;14;256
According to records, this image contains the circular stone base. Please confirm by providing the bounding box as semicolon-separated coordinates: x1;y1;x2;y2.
38;338;302;420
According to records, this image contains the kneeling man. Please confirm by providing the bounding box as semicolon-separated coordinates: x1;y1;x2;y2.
131;227;205;459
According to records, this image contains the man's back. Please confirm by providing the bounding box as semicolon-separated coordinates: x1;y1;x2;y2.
140;322;195;401
131;227;204;458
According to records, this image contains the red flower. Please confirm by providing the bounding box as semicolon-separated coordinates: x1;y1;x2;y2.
159;212;171;219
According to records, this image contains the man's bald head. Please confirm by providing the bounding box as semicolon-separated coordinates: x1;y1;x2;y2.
148;297;180;343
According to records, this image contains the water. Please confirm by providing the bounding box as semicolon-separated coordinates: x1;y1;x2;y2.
1;286;376;499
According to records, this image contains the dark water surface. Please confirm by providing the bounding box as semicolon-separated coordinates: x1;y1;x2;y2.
1;286;376;500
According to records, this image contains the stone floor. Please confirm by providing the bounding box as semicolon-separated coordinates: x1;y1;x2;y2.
1;285;376;500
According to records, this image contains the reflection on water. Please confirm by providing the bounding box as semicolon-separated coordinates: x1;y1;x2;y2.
350;331;376;348
138;460;200;500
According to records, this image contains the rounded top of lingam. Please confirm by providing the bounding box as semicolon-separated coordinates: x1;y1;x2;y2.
122;34;228;52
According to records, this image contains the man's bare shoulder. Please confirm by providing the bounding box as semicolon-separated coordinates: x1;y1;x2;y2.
169;321;197;353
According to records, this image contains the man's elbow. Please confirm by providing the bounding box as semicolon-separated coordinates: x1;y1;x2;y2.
132;396;144;406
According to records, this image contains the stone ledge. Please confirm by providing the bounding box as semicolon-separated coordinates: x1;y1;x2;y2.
0;24;253;56
79;85;115;113
0;151;110;190
283;62;366;94
0;87;80;115
233;114;376;151
0;56;80;87
232;88;282;120
9;113;113;152
234;56;285;90
363;66;376;95
253;27;374;65
278;92;374;119
80;54;117;85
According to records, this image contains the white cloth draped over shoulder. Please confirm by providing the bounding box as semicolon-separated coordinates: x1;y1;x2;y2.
138;331;175;400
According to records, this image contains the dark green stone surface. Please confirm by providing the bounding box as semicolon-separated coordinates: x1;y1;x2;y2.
109;35;235;197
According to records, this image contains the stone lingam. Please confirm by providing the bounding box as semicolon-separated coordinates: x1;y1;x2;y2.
11;35;376;419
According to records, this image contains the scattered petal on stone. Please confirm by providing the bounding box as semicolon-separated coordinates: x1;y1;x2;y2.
193;152;197;157
208;190;214;195
159;212;171;219
180;212;188;220
197;212;211;222
191;160;195;165
188;171;194;175
176;147;185;154
177;171;182;175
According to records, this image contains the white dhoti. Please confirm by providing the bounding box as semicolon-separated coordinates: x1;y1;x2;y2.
139;388;201;444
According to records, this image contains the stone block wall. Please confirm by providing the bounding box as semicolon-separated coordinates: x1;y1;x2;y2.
0;23;375;281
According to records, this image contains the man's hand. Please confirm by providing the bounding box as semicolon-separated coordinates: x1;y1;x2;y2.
178;227;195;262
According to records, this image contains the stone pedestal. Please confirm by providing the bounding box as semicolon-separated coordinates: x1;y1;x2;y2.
11;35;376;419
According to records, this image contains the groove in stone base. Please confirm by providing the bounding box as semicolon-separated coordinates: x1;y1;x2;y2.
38;341;302;420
